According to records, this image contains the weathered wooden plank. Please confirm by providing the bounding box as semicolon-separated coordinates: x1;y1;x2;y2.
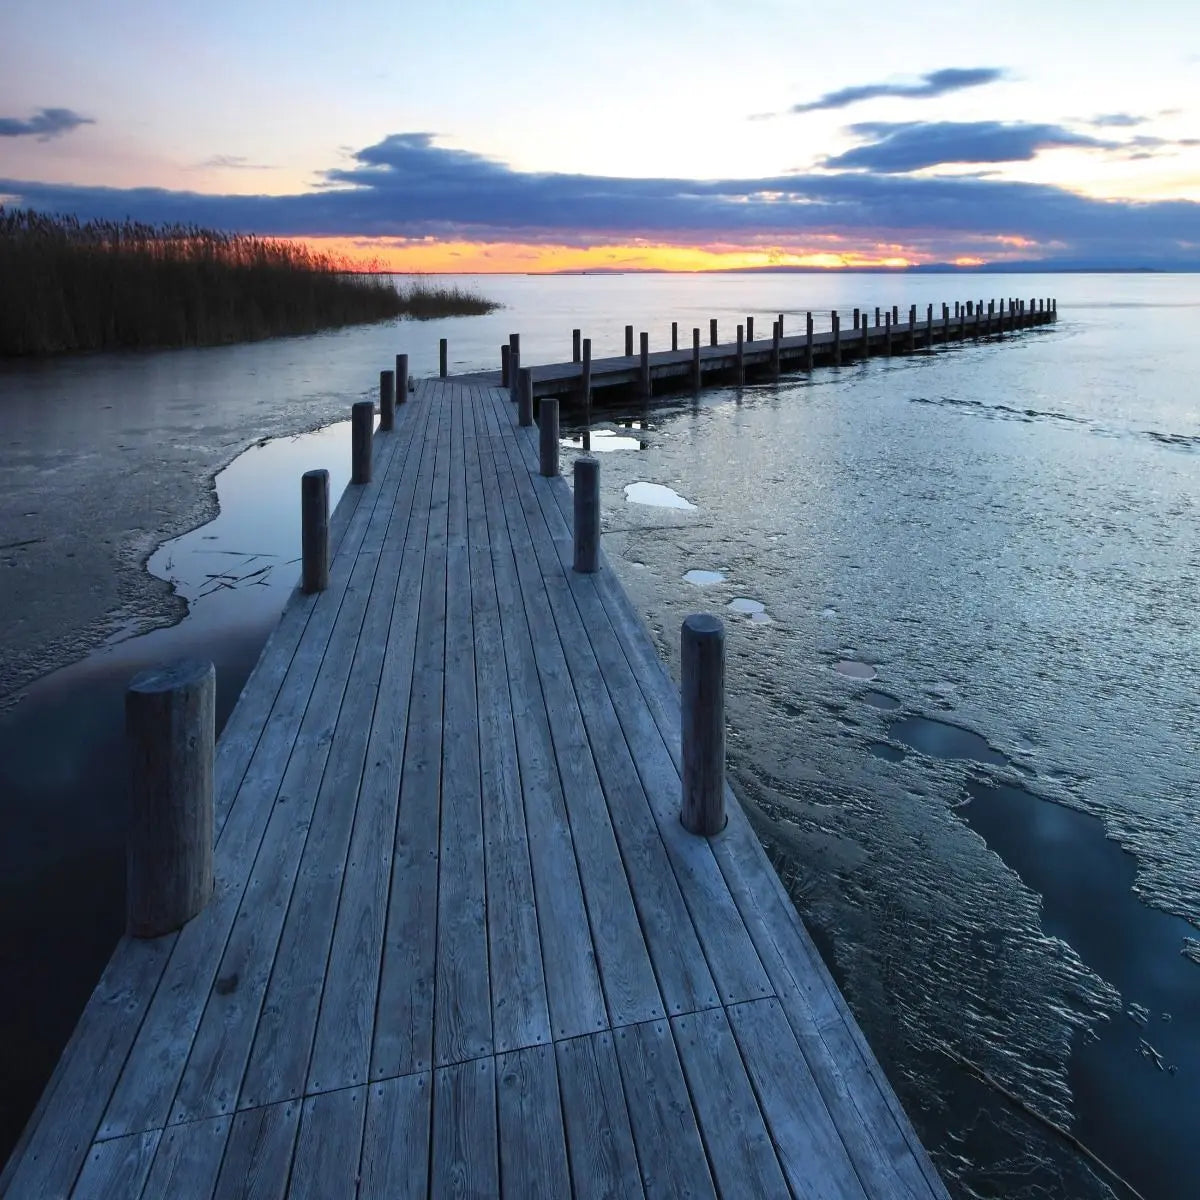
70;1130;160;1200
474;391;608;1043
495;1043;571;1198
138;1114;232;1200
728;998;868;1199
480;401;664;1028
613;1019;716;1200
555;1032;644;1200
671;1007;789;1197
358;1073;432;1200
288;1086;367;1199
430;1058;498;1197
371;399;452;1080
434;391;492;1068
464;387;552;1054
211;1099;300;1200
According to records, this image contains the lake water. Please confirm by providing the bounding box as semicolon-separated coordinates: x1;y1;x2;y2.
1;272;1196;1198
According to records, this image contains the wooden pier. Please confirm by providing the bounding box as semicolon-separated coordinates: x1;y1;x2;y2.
3;379;951;1198
460;296;1057;401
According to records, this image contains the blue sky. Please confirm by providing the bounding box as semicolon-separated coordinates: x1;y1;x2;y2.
1;0;1198;269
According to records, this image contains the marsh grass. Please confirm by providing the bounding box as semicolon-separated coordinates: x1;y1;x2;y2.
0;209;499;356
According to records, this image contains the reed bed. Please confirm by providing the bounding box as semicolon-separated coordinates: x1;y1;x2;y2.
0;209;499;355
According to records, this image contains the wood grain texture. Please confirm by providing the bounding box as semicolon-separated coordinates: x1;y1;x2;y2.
431;1058;498;1198
288;1086;366;1200
211;1100;300;1200
359;1074;431;1200
138;1114;231;1200
71;1130;160;1200
496;1044;571;1199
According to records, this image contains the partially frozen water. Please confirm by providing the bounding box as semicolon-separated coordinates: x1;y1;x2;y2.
623;481;696;508
683;569;726;585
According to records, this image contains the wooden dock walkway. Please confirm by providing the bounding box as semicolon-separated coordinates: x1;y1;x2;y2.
2;380;950;1198
456;297;1056;401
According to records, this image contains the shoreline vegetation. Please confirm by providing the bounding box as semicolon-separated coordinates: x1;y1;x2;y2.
0;209;499;357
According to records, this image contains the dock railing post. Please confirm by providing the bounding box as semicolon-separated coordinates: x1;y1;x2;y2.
671;321;678;352
892;304;899;325
501;344;511;388
396;353;409;404
853;308;860;330
352;400;374;484
926;303;934;351
573;457;600;574
379;369;395;431
301;469;329;594
710;318;718;347
861;315;869;360
875;306;881;326
692;327;701;390
885;311;893;355
518;366;534;428
639;331;651;396
126;659;215;937
908;305;917;353
735;324;745;384
832;311;840;365
573;328;581;363
439;338;448;378
509;334;521;402
746;316;754;342
582;338;593;439
538;398;560;477
680;615;726;836
625;325;634;357
771;320;781;378
778;313;784;337
805;312;814;370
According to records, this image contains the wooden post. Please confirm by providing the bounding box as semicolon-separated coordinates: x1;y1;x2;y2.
832;312;841;365
572;328;581;363
710;318;718;347
396;353;409;404
538;398;559;477
439;338;447;378
771;320;781;378
735;324;744;384
639;331;651;396
805;312;813;370
926;303;934;351
518;366;534;428
509;334;520;402
301;469;329;594
352;400;373;485
501;344;511;388
853;308;860;330
777;313;784;337
680;615;725;836
126;659;215;937
861;315;869;360
908;305;917;353
885;311;893;355
625;325;634;357
892;304;899;324
379;369;395;432
582;338;593;446
941;304;949;341
875;306;881;326
671;321;678;352
573;457;600;574
691;327;701;390
954;302;960;319
746;316;754;342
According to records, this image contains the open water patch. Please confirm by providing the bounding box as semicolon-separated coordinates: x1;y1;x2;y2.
624;482;696;509
862;690;902;711
832;660;877;681
561;429;643;452
727;597;772;623
890;713;1010;768
683;569;726;586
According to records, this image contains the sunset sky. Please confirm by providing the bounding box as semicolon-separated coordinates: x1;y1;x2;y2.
2;0;1198;271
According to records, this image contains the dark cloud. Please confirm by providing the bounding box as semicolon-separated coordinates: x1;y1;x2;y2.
2;131;1198;265
1088;113;1149;128
0;107;94;140
825;121;1116;172
789;68;1005;115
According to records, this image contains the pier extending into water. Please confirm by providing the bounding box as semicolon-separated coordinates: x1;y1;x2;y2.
3;373;955;1197
454;296;1057;403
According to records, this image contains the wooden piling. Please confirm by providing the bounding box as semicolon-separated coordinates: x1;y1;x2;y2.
735;324;745;384
625;325;634;357
538;397;559;477
351;400;374;485
908;305;917;353
805;311;814;370
582;338;593;443
778;313;784;337
572;328;581;363
875;306;881;326
518;366;534;428
639;331;651;396
861;316;870;360
832;312;841;365
926;304;934;351
126;659;215;938
301;469;329;595
771;321;781;378
379;369;395;432
853;308;860;331
885;311;893;355
509;334;521;402
671;321;678;352
680;615;726;836
893;304;899;324
501;344;511;387
745;316;753;342
710;318;718;347
692;327;701;390
439;338;448;378
573;457;600;574
396;353;409;404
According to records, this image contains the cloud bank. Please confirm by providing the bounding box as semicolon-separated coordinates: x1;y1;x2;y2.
2;132;1198;266
789;68;1005;114
0;108;94;140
